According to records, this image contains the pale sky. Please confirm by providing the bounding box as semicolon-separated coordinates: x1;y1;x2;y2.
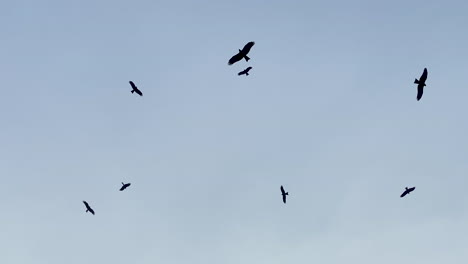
2;0;468;263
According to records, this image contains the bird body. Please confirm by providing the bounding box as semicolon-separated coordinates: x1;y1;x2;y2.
414;68;427;101
400;187;416;198
238;67;253;76
280;185;288;204
228;42;255;65
129;81;143;96
83;201;95;215
120;182;131;191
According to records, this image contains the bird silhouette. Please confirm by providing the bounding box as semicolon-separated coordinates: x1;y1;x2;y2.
238;67;253;76
414;68;427;101
129;81;143;96
120;182;131;191
228;42;255;65
400;187;416;198
280;185;288;204
83;201;95;215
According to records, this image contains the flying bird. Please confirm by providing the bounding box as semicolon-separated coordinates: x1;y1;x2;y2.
280;185;289;204
400;187;416;198
238;67;253;76
129;81;143;96
414;68;427;101
83;201;95;215
120;182;131;191
228;41;255;65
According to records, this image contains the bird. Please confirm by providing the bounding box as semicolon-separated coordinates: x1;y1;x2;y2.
129;81;143;96
414;68;428;101
400;187;416;198
228;41;255;65
119;182;131;191
238;67;253;76
280;185;289;204
83;201;95;215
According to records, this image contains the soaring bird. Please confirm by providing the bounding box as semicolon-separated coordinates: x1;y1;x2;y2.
400;187;416;198
238;67;253;76
228;42;255;65
414;68;428;101
280;185;289;204
129;81;143;96
120;182;131;191
83;201;95;215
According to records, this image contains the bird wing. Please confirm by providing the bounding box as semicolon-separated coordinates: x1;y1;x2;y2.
241;42;255;54
400;190;408;197
228;52;243;65
282;194;286;203
417;85;424;101
280;185;285;194
83;201;89;208
409;187;416;192
238;71;244;75
129;81;137;90
89;208;95;215
246;67;252;71
419;68;428;82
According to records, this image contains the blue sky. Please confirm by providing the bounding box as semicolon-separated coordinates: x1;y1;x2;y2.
2;0;468;263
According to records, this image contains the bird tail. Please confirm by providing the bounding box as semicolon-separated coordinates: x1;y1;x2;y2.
285;192;289;195
246;72;249;76
414;79;419;84
131;90;135;93
86;209;89;213
244;55;250;62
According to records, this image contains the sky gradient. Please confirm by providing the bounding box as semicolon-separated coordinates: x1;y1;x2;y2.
2;0;468;263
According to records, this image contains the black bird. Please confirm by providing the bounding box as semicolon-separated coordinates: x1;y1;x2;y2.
238;67;253;76
228;42;255;65
400;187;416;198
129;81;143;96
414;68;428;101
120;182;131;191
280;185;288;204
83;201;95;215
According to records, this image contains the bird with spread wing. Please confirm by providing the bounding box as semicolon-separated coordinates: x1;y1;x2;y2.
228;42;255;65
129;81;143;96
400;187;416;198
238;67;253;76
120;182;131;191
83;201;95;215
280;185;289;204
414;68;428;101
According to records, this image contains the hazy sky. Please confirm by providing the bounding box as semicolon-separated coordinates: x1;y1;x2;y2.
2;0;468;263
